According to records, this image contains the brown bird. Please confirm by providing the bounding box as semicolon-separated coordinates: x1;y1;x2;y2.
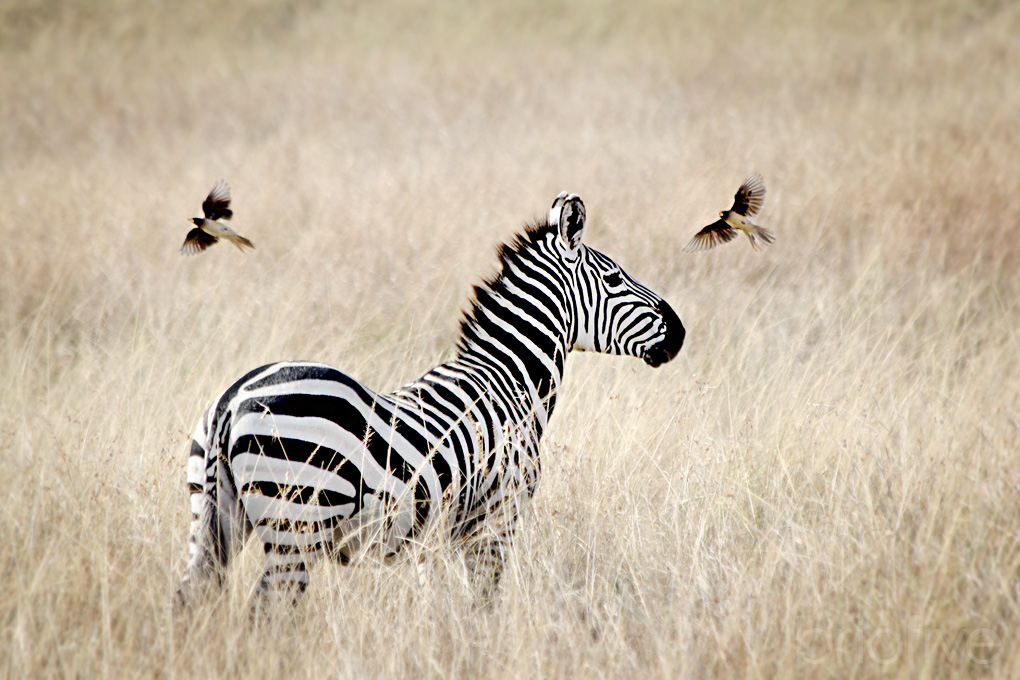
181;180;255;254
683;173;774;252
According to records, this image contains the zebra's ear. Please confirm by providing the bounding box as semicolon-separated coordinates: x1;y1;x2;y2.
547;191;569;227
556;194;585;251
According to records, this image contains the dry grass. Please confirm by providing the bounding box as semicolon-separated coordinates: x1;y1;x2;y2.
2;1;1019;677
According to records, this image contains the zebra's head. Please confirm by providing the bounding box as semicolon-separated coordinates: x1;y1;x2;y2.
549;193;685;367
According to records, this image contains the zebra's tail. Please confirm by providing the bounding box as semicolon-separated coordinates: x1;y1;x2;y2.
175;412;248;609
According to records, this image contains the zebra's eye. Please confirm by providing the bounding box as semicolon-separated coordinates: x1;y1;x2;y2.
604;271;623;287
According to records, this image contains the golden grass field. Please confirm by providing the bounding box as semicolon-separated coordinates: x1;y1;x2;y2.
2;1;1018;677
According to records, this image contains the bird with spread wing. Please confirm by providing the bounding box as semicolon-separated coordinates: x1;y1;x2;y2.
181;180;255;254
683;173;774;252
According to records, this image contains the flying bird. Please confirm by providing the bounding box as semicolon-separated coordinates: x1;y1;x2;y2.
181;180;254;254
683;173;774;252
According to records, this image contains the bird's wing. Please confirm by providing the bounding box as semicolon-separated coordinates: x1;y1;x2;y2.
683;220;738;252
730;173;766;218
202;180;233;221
181;227;219;254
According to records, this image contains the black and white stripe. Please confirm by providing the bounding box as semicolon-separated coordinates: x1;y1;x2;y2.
176;194;684;606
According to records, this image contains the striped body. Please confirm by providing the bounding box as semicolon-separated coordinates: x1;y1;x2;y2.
177;196;684;606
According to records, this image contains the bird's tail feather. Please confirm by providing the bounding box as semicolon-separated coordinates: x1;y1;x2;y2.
226;234;255;251
747;225;774;250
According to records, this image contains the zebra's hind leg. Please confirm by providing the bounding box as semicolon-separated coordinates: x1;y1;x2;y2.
250;539;326;614
175;438;250;610
463;533;511;601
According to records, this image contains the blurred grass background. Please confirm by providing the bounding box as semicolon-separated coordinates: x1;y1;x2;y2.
1;1;1018;677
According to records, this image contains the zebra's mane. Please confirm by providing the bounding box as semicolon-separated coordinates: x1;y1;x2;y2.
456;220;558;355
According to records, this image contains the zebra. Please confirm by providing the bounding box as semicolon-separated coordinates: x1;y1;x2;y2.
176;193;685;608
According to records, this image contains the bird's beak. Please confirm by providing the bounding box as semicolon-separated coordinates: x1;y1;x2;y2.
718;212;724;218
187;218;196;225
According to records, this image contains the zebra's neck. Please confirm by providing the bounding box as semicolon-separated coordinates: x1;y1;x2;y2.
443;224;575;436
456;226;574;433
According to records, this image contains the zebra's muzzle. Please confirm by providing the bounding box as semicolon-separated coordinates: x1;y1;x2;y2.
642;300;685;367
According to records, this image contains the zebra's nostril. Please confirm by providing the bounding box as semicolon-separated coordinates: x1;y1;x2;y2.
643;300;684;367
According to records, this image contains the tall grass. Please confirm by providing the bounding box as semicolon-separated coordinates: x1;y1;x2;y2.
1;1;1018;677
